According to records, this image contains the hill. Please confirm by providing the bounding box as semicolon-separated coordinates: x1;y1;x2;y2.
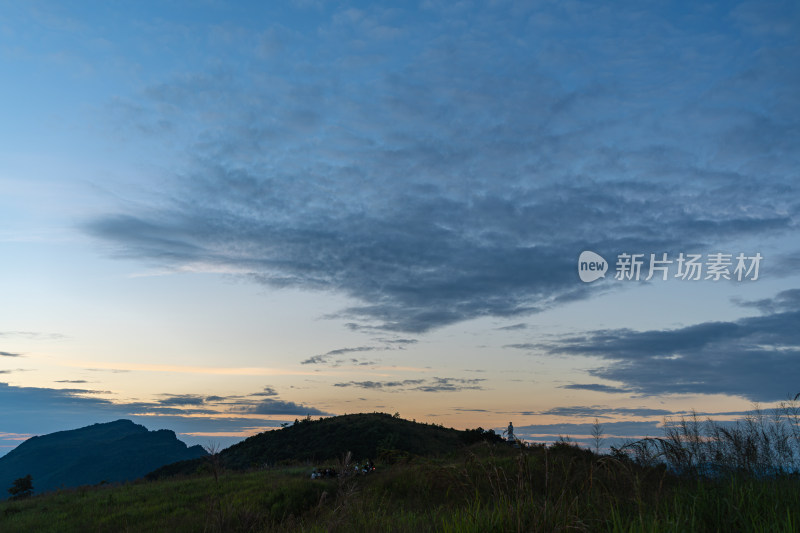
150;412;503;478
0;419;206;495
3;439;799;532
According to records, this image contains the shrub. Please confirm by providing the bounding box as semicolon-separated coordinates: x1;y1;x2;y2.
8;474;33;500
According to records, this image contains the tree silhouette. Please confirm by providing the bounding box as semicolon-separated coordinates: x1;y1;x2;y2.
8;474;33;500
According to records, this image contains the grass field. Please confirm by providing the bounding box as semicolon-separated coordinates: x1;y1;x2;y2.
2;440;799;532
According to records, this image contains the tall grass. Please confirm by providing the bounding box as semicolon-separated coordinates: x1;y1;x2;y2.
613;396;800;477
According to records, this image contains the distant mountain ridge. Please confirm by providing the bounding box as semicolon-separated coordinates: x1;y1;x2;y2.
0;419;206;495
150;412;504;478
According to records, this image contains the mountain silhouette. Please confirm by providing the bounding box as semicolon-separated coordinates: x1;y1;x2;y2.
150;413;504;478
0;419;206;495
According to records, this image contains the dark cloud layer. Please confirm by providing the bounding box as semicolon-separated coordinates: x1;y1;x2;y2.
533;290;800;402
560;383;632;394
157;394;207;407
245;398;327;416
86;1;798;333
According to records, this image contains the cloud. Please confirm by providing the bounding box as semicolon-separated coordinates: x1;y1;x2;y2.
333;379;424;390
769;250;800;277
0;382;118;427
560;383;631;394
144;388;331;416
537;290;800;401
301;346;375;365
503;343;538;351
0;331;66;340
251;386;279;397
0;351;22;357
415;377;486;393
55;380;89;384
55;388;112;395
0;382;320;454
204;396;227;402
125;404;220;416
513;420;664;441
733;288;800;314
302;340;419;366
377;338;418;345
157;394;207;406
538;406;673;418
334;376;485;392
85;2;798;333
244;398;327;415
510;405;794;446
496;323;528;331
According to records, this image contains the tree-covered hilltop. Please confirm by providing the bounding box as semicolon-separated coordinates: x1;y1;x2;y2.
149;412;504;478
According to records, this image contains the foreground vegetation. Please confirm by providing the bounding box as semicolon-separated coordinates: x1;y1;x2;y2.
1;442;798;532
3;403;800;532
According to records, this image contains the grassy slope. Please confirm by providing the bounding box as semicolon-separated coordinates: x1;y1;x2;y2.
2;442;799;532
149;412;501;478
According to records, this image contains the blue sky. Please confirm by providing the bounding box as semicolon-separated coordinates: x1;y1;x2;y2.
1;0;798;454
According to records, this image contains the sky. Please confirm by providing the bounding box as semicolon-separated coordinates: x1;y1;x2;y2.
0;0;798;455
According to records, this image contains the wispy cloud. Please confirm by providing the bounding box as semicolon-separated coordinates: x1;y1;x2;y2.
334;376;485;393
538;406;673;419
503;343;539;351
301;346;376;365
0;351;22;357
74;362;322;376
0;432;34;442
496;323;528;331
0;331;66;340
376;338;418;346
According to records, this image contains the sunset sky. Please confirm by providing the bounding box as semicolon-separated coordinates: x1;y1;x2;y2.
1;0;798;455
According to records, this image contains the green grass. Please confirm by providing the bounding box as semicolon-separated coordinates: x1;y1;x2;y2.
0;468;332;533
2;443;799;532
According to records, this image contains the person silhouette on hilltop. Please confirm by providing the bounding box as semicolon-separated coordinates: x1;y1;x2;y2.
504;422;515;442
